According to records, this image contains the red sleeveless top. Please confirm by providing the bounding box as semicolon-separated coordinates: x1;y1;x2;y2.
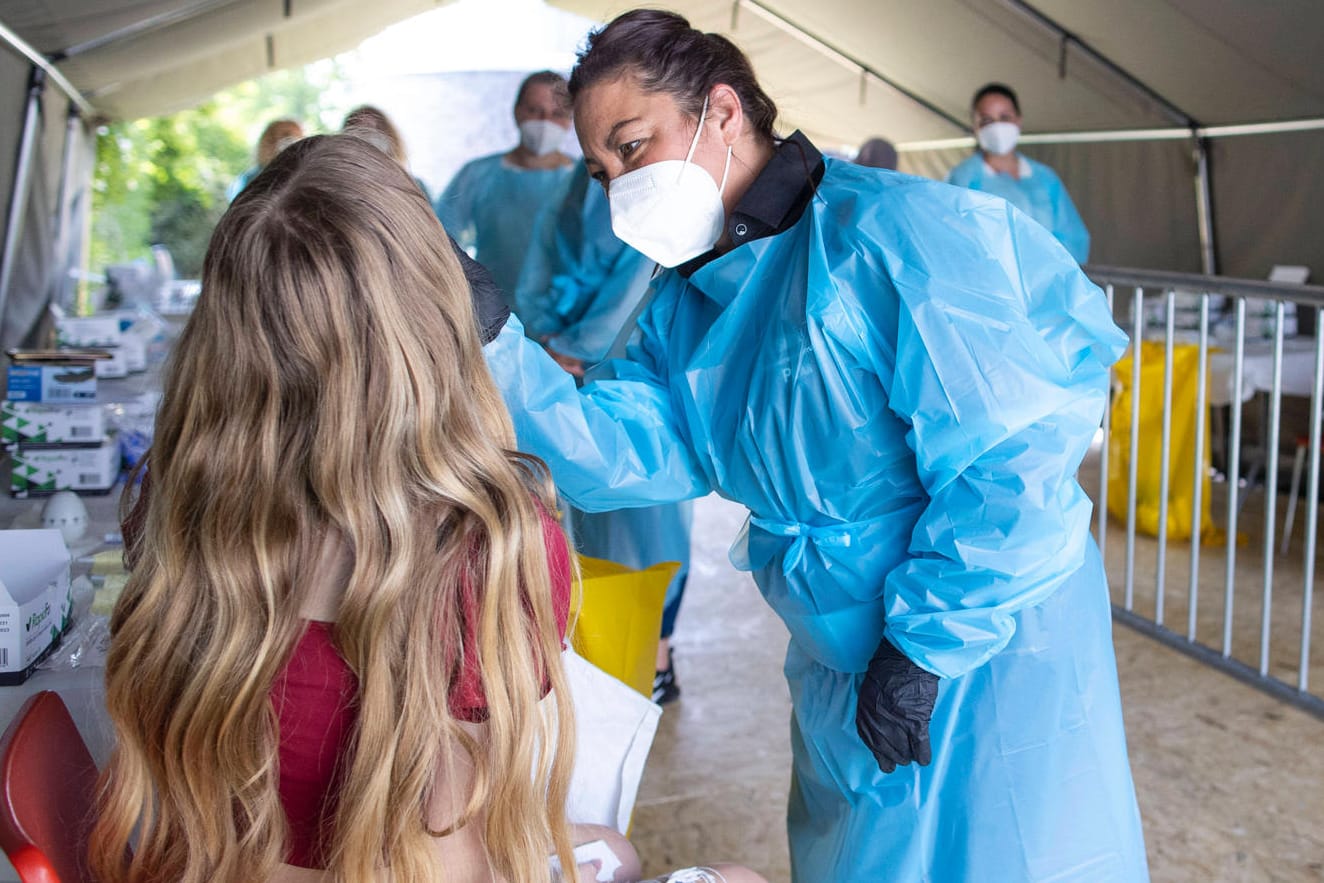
268;507;573;868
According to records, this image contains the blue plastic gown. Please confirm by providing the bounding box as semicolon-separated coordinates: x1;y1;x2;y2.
948;152;1091;265
226;166;258;203
485;159;1148;882
434;153;573;300
515;162;692;632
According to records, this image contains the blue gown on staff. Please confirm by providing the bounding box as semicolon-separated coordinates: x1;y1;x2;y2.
485;132;1148;883
435;154;573;301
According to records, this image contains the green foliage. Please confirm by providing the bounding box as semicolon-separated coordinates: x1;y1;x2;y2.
91;105;245;278
213;59;356;141
91;59;352;278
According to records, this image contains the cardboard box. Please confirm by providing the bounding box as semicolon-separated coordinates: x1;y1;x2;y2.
0;530;72;685
93;348;128;379
1;401;105;448
10;439;119;497
4;351;106;404
120;333;147;373
55;315;122;349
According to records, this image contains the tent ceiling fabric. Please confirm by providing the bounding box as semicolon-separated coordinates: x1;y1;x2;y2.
548;0;1324;148
0;0;451;120
1;1;1322;137
1034;0;1324;125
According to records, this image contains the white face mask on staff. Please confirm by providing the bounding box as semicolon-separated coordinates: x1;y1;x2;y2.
977;121;1020;157
519;119;568;157
607;96;733;268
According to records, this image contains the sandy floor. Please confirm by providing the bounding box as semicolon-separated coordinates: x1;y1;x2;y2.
629;492;1324;882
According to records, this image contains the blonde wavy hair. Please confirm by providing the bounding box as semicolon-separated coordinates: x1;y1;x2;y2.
91;134;576;882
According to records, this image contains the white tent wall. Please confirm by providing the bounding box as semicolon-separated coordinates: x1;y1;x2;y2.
900;139;1202;272
3;86;59;348
73;2;438;120
3;0;1323;345
1026;141;1204;273
1030;0;1324;126
902;139;1204;273
10;1;1324;142
0;48;24;261
1211;129;1324;282
0;58;92;350
26;0;449;122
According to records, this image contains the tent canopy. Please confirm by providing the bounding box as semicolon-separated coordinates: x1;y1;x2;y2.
2;0;449;121
4;0;1322;139
3;0;1324;347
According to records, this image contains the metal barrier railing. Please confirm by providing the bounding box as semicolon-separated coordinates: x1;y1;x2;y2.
1086;265;1324;719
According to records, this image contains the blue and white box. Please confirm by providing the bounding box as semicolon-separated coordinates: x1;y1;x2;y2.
5;361;97;404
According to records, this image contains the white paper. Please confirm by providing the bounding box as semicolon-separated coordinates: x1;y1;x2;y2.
560;648;661;832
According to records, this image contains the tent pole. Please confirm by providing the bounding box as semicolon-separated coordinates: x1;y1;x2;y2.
0;19;93;117
53;105;85;311
1194;136;1218;275
51;0;233;61
900;117;1324;151
0;66;45;332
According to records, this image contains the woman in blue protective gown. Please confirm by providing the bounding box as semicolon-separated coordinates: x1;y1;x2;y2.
514;162;693;702
484;10;1149;882
434;71;576;299
948;82;1091;264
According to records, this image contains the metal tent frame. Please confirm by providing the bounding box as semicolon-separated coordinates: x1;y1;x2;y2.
0;20;92;330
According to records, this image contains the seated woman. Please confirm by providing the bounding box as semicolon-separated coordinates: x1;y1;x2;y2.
89;133;761;883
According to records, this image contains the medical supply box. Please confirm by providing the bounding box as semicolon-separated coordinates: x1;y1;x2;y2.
0;530;72;685
9;438;119;497
54;315;121;349
54;312;149;376
1;401;105;449
5;350;108;404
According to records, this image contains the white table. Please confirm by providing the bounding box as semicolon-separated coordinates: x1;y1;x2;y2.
1207;338;1318;407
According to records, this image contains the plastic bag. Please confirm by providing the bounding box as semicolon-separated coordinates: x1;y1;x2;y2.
561;648;660;832
38;576;111;671
571;555;677;698
1108;341;1222;542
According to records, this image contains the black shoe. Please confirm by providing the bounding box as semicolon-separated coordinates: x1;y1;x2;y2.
652;650;681;705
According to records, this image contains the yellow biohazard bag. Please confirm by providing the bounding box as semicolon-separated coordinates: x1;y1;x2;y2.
571;555;679;698
1108;341;1223;543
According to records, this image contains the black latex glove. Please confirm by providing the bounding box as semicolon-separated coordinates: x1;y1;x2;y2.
855;637;939;774
447;234;510;345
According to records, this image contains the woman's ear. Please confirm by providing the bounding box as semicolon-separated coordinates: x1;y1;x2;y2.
708;83;745;146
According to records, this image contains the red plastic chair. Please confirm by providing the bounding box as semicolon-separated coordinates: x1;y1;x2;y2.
0;691;99;883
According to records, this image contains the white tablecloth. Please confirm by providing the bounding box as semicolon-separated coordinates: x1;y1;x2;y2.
1206;338;1318;406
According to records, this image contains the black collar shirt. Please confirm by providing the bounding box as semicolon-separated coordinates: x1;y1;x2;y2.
677;130;826;278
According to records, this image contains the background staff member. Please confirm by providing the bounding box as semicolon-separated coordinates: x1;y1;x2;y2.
947;82;1091;264
435;70;576;300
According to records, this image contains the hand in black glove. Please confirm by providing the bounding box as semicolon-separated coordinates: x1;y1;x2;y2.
448;233;510;345
855;637;940;774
